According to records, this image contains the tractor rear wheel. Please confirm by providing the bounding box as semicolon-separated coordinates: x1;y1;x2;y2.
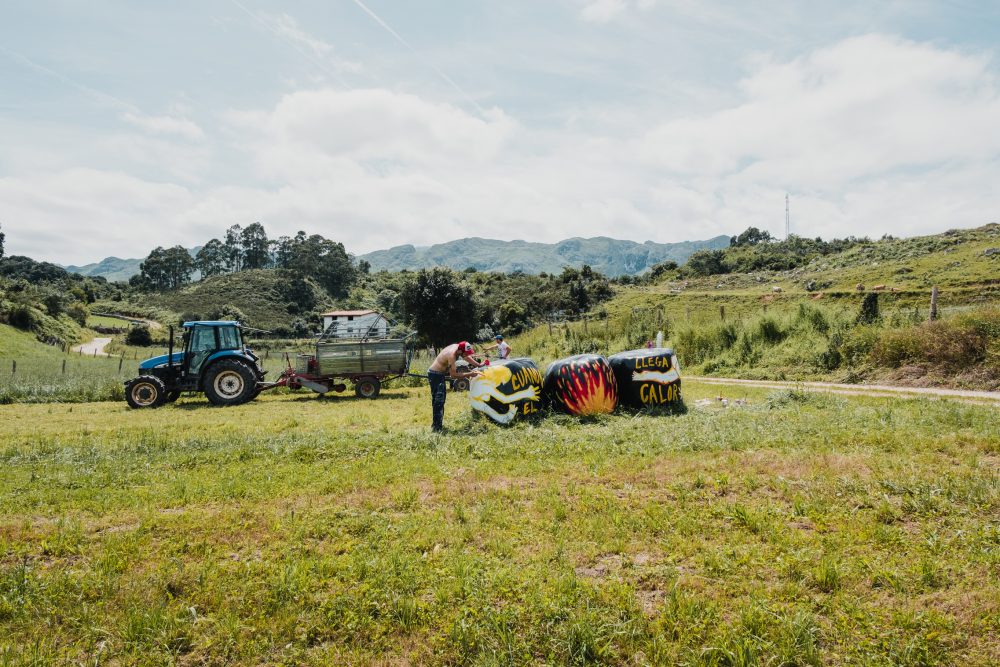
125;375;167;409
204;360;257;406
354;376;381;399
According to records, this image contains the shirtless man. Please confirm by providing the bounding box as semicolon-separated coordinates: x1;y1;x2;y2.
427;341;485;432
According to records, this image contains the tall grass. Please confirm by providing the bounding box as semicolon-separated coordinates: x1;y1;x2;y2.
509;301;1000;389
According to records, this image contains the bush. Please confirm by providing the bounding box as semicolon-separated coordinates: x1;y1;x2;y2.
7;304;40;331
126;325;154;346
67;302;89;326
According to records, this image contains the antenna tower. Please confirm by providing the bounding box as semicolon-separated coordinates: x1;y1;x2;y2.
785;193;790;239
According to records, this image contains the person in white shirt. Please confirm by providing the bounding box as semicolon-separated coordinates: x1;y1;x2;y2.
485;334;512;360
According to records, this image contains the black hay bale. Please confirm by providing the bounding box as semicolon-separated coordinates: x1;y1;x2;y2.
608;348;682;409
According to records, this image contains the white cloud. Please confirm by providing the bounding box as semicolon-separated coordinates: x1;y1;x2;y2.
579;0;656;23
3;34;999;266
121;112;205;141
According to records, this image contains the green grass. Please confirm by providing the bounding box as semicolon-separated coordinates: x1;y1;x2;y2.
86;314;132;329
1;381;997;664
0;324;70;359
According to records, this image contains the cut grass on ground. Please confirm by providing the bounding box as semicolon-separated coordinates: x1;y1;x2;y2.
1;380;998;665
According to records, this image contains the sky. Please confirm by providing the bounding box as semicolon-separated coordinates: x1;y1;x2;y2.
1;1;999;266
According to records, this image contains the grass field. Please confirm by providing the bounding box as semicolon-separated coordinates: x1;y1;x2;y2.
1;380;997;665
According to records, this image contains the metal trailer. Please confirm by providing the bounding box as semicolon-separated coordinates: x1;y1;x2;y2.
264;313;416;398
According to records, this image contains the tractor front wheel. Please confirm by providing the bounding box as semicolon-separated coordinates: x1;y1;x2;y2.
125;375;167;409
204;360;257;406
354;376;381;399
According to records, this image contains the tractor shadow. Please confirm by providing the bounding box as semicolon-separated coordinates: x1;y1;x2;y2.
168;392;410;409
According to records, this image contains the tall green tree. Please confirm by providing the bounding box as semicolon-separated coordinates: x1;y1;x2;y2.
137;246;194;289
195;239;227;278
223;224;243;273
0;223;5;259
401;268;478;346
162;246;195;288
241;222;270;270
286;234;356;297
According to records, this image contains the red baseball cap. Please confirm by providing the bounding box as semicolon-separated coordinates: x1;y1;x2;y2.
457;341;474;355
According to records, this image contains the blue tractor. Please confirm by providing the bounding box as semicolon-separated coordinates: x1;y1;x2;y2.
124;321;265;408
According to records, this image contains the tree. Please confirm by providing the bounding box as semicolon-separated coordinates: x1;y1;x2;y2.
223;224;243;272
137;245;194;290
241;222;270;270
195;239;227;278
0;223;5;259
497;300;529;334
286;234;356;297
730;227;774;247
401;268;478;346
684;249;727;276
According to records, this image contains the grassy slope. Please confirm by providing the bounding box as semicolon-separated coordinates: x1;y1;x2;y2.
509;224;1000;387
143;270;331;331
0;383;997;664
0;323;71;360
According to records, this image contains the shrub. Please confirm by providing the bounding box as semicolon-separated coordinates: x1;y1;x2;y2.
7;304;40;331
856;293;880;325
126;325;154;346
872;318;989;370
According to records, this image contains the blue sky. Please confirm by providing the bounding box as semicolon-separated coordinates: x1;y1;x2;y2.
1;0;998;265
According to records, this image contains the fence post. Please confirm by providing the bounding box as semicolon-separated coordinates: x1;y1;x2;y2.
548;320;553;336
929;286;939;321
118;355;124;373
62;359;66;374
719;305;726;321
11;360;15;375
583;317;588;333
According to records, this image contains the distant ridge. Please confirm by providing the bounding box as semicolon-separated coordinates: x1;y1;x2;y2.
65;247;201;283
63;236;730;281
358;236;731;277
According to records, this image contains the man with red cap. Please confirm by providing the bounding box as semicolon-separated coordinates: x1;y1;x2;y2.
427;341;485;432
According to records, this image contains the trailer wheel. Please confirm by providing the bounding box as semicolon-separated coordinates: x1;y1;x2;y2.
125;375;167;409
354;377;381;399
204;360;257;406
451;378;470;392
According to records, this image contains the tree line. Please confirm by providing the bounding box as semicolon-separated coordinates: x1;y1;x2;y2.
130;223;361;297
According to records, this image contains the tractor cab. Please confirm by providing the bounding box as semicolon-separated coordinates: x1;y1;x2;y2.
124;321;265;408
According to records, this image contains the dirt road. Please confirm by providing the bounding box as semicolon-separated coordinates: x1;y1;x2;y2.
689;376;1000;406
72;337;112;357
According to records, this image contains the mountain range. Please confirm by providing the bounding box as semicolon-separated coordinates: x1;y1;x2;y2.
64;235;731;281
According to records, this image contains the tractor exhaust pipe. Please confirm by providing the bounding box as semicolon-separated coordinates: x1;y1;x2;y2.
168;325;174;371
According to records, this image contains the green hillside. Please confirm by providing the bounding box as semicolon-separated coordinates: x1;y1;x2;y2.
142;269;333;332
508;224;1000;389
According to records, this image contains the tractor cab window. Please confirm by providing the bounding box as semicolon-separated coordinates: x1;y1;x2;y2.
190;327;216;352
217;326;242;351
187;326;217;376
